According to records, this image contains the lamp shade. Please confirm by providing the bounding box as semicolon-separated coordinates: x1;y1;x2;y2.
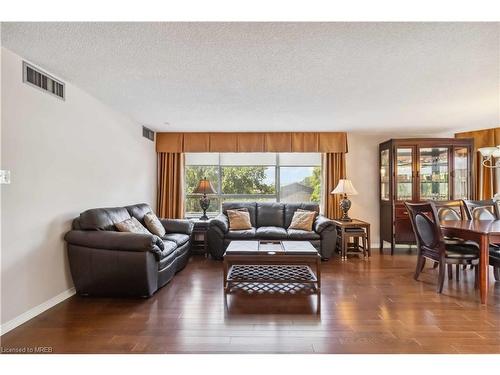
193;178;216;194
331;179;358;195
478;146;500;157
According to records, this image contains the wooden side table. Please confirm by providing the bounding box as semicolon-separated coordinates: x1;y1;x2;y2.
331;219;371;260
190;219;211;257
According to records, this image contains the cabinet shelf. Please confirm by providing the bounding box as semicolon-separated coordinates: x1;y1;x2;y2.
420;162;448;166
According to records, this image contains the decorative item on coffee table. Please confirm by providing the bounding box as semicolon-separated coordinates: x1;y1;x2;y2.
331;179;358;221
193;177;216;220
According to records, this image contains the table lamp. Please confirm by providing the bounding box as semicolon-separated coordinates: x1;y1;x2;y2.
193;177;217;220
331;179;358;221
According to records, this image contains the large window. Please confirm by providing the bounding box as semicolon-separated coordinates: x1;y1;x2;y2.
185;153;321;217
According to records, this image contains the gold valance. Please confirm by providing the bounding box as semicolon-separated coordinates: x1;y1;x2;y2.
156;132;348;153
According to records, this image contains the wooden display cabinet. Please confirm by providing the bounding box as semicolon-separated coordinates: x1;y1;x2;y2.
379;138;474;254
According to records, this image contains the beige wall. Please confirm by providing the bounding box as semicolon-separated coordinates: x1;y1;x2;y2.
346;131;453;247
346;133;387;246
0;47;156;330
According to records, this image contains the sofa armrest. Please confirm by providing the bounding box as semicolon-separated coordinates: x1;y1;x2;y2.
64;230;163;252
210;214;229;233
160;219;194;235
314;215;335;233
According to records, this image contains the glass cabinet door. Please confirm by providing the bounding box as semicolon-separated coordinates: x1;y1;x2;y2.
419;147;449;201
380;149;390;201
453;147;469;199
396;148;413;201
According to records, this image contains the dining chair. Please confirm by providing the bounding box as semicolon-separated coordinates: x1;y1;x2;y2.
463;199;499;220
434;200;474;277
404;201;479;293
435;200;468;222
463;199;500;280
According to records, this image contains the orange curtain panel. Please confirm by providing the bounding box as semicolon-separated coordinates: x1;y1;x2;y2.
455;127;500;199
157;153;185;219
322;153;347;219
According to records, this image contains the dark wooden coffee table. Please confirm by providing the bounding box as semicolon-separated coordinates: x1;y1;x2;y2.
223;240;321;298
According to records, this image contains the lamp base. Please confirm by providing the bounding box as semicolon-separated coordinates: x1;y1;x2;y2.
199;194;210;221
339;196;352;221
339;217;352;222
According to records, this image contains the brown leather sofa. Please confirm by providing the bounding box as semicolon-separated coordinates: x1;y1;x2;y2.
64;203;193;297
207;202;336;260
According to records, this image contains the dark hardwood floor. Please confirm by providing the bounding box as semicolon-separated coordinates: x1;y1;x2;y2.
2;250;499;354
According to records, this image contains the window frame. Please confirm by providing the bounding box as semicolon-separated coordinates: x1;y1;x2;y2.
184;153;321;218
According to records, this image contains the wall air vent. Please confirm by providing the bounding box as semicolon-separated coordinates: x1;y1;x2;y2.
23;61;65;100
142;126;155;142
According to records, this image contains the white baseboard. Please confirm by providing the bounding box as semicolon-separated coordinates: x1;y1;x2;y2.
0;287;76;336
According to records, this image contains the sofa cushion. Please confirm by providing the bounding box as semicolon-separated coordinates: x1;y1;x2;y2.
284;203;320;228
160;240;178;258
256;203;285;228
223;202;257;227
125;203;153;224
158;241;178;270
226;228;257;239
287;229;320;240
256;226;288;239
227;209;253;230
163;233;190;246
144;212;166;237
79;206;131;231
288;210;316;231
175;242;190;258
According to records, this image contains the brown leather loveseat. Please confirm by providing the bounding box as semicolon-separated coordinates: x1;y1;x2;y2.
64;203;193;297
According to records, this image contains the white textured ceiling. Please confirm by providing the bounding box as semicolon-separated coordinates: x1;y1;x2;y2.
1;22;499;133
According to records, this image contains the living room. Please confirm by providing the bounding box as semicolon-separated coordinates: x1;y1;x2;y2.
1;1;499;373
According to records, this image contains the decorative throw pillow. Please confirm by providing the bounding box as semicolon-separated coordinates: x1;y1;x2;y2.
288;210;316;231
227;209;252;231
115;217;164;251
115;217;151;235
297;208;318;217
144;212;166;237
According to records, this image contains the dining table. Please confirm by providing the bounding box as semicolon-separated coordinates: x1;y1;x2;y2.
440;219;500;304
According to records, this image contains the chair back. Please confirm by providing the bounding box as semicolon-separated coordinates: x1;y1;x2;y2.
404;202;445;261
433;200;467;221
463;199;499;220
